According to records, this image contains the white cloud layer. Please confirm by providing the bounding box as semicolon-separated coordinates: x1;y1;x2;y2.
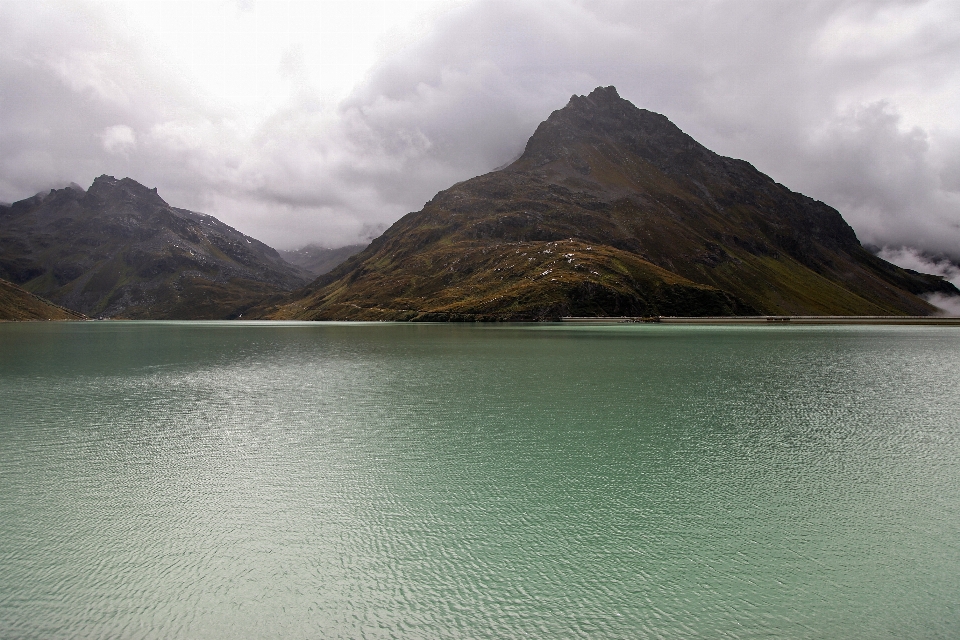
877;246;960;286
1;0;959;253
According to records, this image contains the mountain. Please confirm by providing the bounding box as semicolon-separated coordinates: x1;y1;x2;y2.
0;176;310;319
279;243;368;277
261;86;957;321
0;277;86;320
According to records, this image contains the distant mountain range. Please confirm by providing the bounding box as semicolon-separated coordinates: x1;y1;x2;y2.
2;87;958;322
278;244;367;277
260;86;957;320
0;176;310;319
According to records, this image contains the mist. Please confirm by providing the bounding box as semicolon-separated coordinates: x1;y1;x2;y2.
878;246;960;315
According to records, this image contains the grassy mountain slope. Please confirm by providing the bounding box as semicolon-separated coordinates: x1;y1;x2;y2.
272;238;749;320
0;277;86;320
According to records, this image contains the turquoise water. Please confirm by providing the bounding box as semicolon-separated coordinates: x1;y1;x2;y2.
1;321;959;639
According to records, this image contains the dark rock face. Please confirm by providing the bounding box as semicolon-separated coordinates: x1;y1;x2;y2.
0;176;309;319
264;86;956;320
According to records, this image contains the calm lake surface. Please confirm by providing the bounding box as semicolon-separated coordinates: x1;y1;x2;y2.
1;321;959;639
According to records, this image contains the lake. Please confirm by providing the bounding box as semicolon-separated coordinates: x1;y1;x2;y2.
1;321;959;639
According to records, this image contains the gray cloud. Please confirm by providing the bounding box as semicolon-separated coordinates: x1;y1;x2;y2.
1;0;959;254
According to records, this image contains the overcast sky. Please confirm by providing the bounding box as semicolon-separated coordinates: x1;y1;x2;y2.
1;0;959;262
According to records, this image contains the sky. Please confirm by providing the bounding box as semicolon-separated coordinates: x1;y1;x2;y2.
1;0;959;271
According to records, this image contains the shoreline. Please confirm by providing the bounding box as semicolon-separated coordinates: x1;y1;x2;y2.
561;315;960;326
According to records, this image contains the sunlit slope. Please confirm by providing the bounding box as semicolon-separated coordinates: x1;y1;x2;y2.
266;86;956;320
266;239;749;320
0;277;86;320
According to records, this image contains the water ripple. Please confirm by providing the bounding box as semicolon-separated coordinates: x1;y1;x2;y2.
1;322;959;638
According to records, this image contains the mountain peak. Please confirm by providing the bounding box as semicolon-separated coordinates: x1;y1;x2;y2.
557;86;624;112
87;175;168;208
513;86;707;174
580;85;621;105
560;85;634;120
